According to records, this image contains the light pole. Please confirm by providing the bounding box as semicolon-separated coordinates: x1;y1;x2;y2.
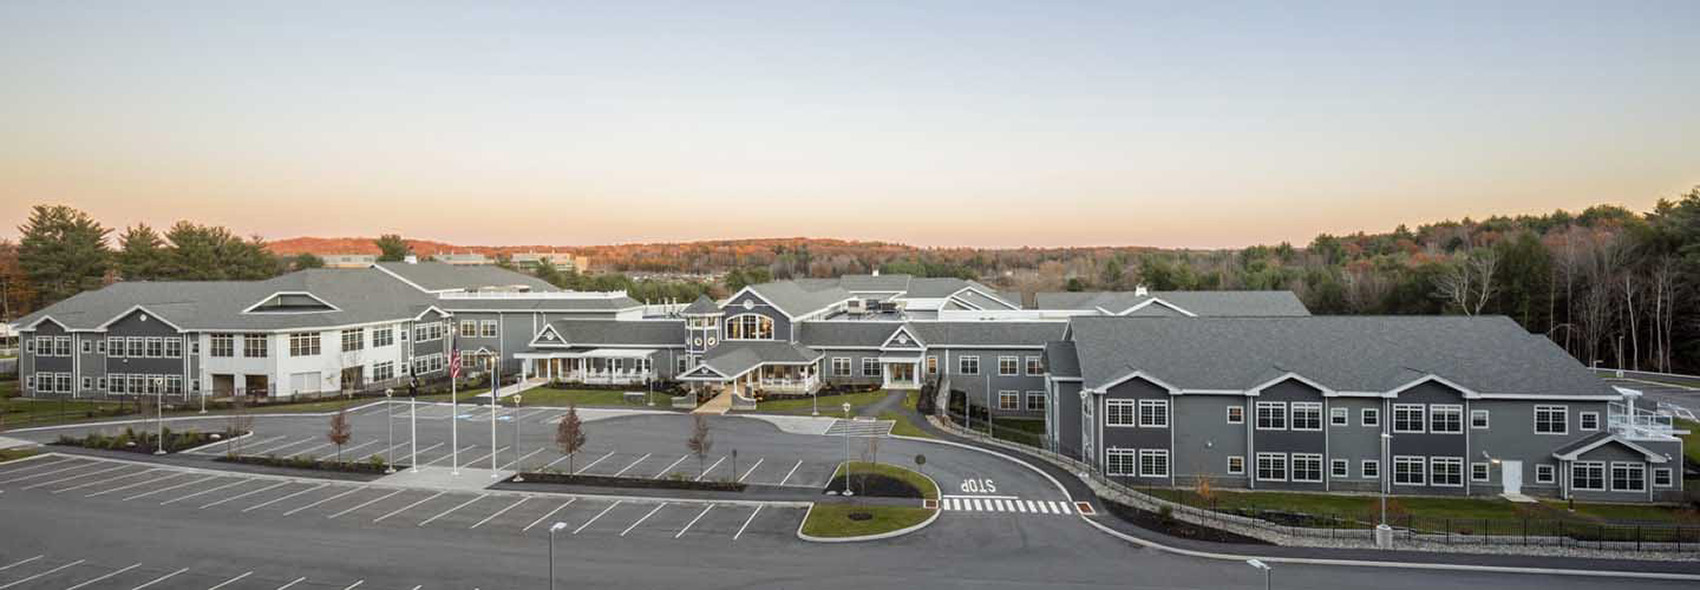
153;377;166;455
548;521;567;590
490;357;499;477
842;401;853;496
384;388;396;474
1376;432;1393;547
409;379;419;473
1245;559;1271;590
512;393;524;482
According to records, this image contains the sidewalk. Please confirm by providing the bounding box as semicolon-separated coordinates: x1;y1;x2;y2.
470;378;546;401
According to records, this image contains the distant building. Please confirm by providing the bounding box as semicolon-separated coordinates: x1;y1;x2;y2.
511;252;588;273
436;252;492;266
321;254;377;269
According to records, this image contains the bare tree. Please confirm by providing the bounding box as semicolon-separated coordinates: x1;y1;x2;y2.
328;407;352;463
687;415;713;479
1433;252;1498;315
555;402;587;474
227;394;253;457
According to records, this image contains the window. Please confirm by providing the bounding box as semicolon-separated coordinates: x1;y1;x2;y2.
97;377;106;391
1025;356;1043;376
1139;450;1169;478
926;356;938;375
1291;402;1322;431
1105;399;1136;426
1106;448;1137;476
1291;453;1323;482
677;356;691;375
1226;406;1244;424
1255;453;1287;482
342;329;364;351
373;361;395;382
165;338;182;358
1470;409;1490;429
1330;459;1349;478
1361;408;1380;427
1653;468;1673;487
1429;404;1463;434
1471;462;1490;482
372;326;394;347
1535;464;1556;484
145;337;164;358
166;375;183;395
1610;462;1645;492
998;356;1019;376
81;376;92;391
1429;457;1463;487
243;334;268;358
1255;401;1286;430
998;391;1020;411
103;374;118;394
413;321;442;342
100;338;112;356
127;337;144;358
481;320;498;338
460;320;478;338
211;334;234;358
1361;460;1380;479
1329;407;1348;427
1393;404;1425;433
1227;456;1245;475
1572;462;1605;490
830;357;852;377
56;336;72;356
1393;456;1425;485
22;338;32;354
861;357;879;377
726;314;774;340
81;339;92;354
1025;391;1046;412
1137;399;1169;427
958;355;979;375
289;332;321;357
1534;405;1568;434
1579;412;1600;431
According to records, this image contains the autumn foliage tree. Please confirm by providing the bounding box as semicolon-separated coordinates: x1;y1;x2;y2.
555;403;587;474
328;407;353;462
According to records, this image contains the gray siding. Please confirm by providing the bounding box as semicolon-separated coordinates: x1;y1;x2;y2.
1173;394;1249;488
724;291;793;342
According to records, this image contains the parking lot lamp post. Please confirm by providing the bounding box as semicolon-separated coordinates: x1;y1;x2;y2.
842;402;853;496
409;381;419;473
1245;559;1271;590
548;521;567;590
490;358;499;477
152;377;167;455
384;388;396;474
512;394;524;482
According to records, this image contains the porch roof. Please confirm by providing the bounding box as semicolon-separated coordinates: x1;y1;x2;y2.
515;347;658;360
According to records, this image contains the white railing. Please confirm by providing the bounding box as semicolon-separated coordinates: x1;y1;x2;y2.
1608;401;1677;439
438;290;629;300
568;370;652;385
758;374;820;394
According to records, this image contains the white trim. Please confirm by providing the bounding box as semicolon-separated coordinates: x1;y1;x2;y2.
530;324;569;348
1112;297;1198;318
723;286;797;320
1387;373;1479;399
94;305;186;332
878;325;926;351
1247;371;1334;396
241;291;342;314
1090;369;1180;395
1551;434;1668;463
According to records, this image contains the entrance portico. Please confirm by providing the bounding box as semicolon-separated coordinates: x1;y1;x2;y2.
880;354;921;390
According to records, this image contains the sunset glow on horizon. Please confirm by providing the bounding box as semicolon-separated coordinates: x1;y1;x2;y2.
2;1;1696;249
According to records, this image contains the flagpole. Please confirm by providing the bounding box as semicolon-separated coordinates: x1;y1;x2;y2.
490;359;499;476
451;338;460;476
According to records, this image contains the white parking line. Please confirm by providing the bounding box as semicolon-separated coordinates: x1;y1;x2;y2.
89;471;186;497
129;567;187;590
22;464;131;490
419;494;486;527
693;457;725;482
283;486;366;516
242;483;328;513
327;489;404;519
776;460;803;486
621;502;667;536
374;492;445;523
276;576;307;590
0;555;43;572
737;459;764;483
573;501;621;534
200;481;292;510
54;468;158;494
610;453;651;477
0;457;70;477
471;497;528;529
206;571;252;590
0;559;84;590
127;474;219;502
560;450;613;473
202;435;286;454
522;499;576;533
392;441;444;462
0;460;95;484
64;562;142;590
251;437;318;456
343;579;364;590
322;439;381;459
366;439;412;461
422;445;478;467
676;504;714;538
463;446;510;467
502;448;544;471
734;506;762;540
652;455;687;479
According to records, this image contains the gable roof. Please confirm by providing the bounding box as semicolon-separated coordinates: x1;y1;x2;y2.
1551;432;1669;463
1036;291;1311;317
738;281;854;318
536;319;685;347
681;295;721;315
1043;341;1080;379
697;341;823;379
374;261;556;293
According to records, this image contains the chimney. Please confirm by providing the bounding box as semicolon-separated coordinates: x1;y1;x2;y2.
1134;284;1149;297
404;254;418;265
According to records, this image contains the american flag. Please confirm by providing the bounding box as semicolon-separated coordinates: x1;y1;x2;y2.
449;349;461;379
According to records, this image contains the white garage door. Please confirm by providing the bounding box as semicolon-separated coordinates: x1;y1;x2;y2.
290;371;322;395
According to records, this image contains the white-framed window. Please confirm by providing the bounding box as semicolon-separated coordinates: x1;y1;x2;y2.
211;334;234;357
1393;404;1425;433
81;339;92;354
1430;457;1463;487
1361;460;1380;479
1429;404;1463;434
22;338;33;354
1137;399;1169;428
1227;456;1245;475
725;314;774;340
1572;461;1605;490
1025;356;1043;376
166;375;183;394
1471;462;1490;482
1105;399;1136;426
373;361;395;382
289;332;321;357
341;329;364;352
1329;407;1348;427
998;356;1019;376
1330;458;1349;478
127;336;145;358
480;320;498;338
677;356;691;375
1025;391;1046;412
165;337;182;358
97;377;107;391
1610;462;1645;492
98;338;110;355
998;390;1020;411
1138;450;1169;478
1106;448;1137;476
1361;408;1380;427
1534;405;1568;434
925;356;938;375
243;334;267;358
1535;464;1556;484
106;336;124;358
1470;409;1490;429
1255;453;1287;482
413;321;442;342
861;357;879;377
1653;468;1673;487
830;357;852;377
459;320;478;338
1291;402;1322;431
81;376;92;391
1579;412;1600;431
372;326;394;347
1291;453;1323;482
1393;456;1425;485
1255;401;1286;430
98;374;113;394
958;355;979;375
1226;405;1244;424
145;337;163;358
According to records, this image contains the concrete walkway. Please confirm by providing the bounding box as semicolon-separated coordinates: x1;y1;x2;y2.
692;391;732;415
470;378;546;401
374;465;513;491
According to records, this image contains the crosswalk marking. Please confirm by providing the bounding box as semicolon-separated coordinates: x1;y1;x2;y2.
941;496;1072;516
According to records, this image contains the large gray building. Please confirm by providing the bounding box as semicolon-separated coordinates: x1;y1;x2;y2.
12;265;1685;503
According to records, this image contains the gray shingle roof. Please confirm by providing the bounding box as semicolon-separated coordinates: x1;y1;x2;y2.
1067;316;1613;397
375;261;556;293
744;281;854;318
701;341;823;378
437;296;640;312
906;321;1067;347
1043;341;1080;378
681;295;721;315
544;319;685;347
1035;291;1310;317
797;321;905;348
838;274;913;293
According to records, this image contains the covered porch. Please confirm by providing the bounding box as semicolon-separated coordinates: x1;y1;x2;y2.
516;348;657;386
880;354;922;390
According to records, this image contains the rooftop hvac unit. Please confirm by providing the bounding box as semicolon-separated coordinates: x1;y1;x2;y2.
846;299;867;314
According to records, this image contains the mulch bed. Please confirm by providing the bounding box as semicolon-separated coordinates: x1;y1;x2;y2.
1102;498;1271;545
216;454;401;474
825;473;922;498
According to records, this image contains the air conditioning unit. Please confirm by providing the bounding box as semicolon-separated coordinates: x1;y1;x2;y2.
846;299;867;315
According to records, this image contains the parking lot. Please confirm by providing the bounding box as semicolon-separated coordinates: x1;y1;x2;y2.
1604;378;1700;420
0;553;369;590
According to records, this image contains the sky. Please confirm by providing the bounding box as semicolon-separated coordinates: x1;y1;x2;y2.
1;1;1696;249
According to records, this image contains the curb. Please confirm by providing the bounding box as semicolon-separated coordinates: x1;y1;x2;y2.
796;502;942;543
2;401;388;434
0;450;51;466
177;431;254;455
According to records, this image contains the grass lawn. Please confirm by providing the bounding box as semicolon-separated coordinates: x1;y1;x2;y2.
1678;419;1700;466
800;503;935;538
987;416;1046;447
878;391;936;439
754;390;889;416
1;395;128;428
0;447;40;462
831;460;939;499
506;387;654;407
1145;487;1700;526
